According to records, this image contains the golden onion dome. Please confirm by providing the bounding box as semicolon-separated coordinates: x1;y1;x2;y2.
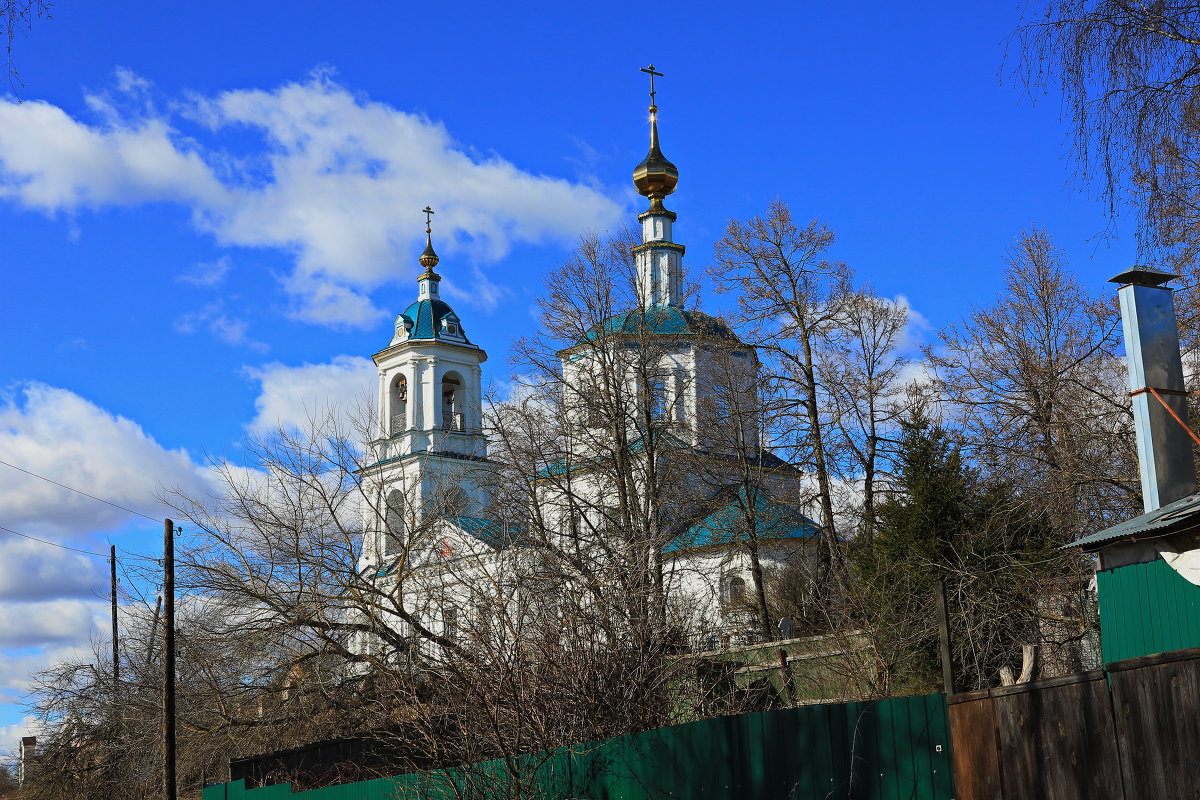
632;107;678;204
419;232;440;271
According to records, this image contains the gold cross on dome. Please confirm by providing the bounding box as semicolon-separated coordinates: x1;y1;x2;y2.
422;205;435;233
640;64;663;106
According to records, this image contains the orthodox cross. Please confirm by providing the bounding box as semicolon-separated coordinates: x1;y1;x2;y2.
422;205;435;233
640;64;663;107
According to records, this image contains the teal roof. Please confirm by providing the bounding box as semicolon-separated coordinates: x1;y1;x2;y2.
666;487;820;553
1071;490;1200;550
397;298;471;343
584;305;740;344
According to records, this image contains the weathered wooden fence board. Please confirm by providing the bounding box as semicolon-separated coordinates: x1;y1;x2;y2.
990;671;1122;800
949;645;1200;799
947;690;1000;800
1110;648;1200;799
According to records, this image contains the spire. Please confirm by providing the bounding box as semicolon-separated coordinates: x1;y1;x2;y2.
632;64;678;214
418;205;441;280
630;65;685;308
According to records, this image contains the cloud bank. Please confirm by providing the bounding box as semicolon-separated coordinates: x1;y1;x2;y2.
0;71;625;327
244;355;376;434
0;383;205;538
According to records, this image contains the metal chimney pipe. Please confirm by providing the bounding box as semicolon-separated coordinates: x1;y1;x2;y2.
1111;266;1198;512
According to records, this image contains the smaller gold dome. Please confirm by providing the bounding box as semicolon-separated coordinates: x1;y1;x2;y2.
632;110;678;205
419;232;440;270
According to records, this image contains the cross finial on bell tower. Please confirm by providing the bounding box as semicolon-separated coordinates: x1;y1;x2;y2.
640;64;663;111
416;204;441;301
418;205;440;278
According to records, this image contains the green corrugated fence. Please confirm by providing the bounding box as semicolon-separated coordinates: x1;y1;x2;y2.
1098;558;1200;663
202;693;954;800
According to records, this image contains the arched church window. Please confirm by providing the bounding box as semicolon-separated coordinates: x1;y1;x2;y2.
438;486;469;516
721;574;746;604
383;490;404;556
441;373;463;431
390;375;408;436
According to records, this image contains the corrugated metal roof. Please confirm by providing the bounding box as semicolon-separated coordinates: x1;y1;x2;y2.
665;487;820;554
583;304;741;343
1071;491;1200;550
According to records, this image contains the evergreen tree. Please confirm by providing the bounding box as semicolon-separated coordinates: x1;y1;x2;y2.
857;414;1067;692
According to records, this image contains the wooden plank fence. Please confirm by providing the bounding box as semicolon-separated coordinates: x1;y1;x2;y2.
949;645;1200;799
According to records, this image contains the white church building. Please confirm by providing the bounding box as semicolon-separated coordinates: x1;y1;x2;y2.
352;80;821;654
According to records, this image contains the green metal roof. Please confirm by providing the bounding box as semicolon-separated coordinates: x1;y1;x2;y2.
397;298;471;343
1071;490;1200;550
583;304;740;344
666;487;820;553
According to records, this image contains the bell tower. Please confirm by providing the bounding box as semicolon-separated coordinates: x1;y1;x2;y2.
360;208;489;567
632;64;684;308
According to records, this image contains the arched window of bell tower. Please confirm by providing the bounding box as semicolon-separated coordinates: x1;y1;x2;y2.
441;372;463;431
390;375;408;436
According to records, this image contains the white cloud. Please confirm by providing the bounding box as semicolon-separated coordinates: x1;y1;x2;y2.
244;355;376;434
0;383;205;539
893;294;932;352
0;715;42;759
0;540;105;601
0;97;226;211
0;601;103;648
175;303;267;351
0;71;626;327
177;255;232;287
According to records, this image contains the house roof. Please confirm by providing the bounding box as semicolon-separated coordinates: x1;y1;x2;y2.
1070;491;1200;550
665;487;821;554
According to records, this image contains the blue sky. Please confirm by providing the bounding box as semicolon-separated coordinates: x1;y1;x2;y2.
0;0;1138;748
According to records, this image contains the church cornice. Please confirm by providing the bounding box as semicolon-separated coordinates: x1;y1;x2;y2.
372;339;487;365
357;449;496;476
637;208;677;223
631;241;686;255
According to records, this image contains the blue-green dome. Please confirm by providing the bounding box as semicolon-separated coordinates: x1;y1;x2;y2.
586;305;740;343
396;298;471;343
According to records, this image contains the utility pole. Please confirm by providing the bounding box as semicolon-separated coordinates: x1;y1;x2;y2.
163;519;176;800
110;545;119;688
935;578;955;696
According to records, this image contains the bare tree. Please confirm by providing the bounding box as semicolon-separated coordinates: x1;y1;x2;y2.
1012;1;1200;254
926;227;1138;541
820;288;915;543
709;201;852;579
2;0;49;90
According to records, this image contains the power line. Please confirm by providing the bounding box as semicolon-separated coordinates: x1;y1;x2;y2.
0;522;109;558
0;457;161;523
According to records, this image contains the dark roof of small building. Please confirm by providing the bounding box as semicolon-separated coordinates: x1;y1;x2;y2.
1071;491;1200;550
